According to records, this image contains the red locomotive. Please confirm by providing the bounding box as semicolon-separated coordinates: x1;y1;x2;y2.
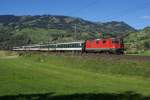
85;37;124;54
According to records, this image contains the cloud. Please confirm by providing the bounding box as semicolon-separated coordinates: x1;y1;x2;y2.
141;16;150;19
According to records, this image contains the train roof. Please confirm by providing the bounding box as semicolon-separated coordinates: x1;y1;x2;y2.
55;41;84;45
88;37;121;39
13;41;84;48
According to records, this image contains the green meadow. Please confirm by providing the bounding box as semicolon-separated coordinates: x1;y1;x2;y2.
0;51;150;99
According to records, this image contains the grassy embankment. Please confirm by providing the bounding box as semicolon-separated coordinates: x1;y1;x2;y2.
127;50;150;56
0;51;150;99
0;51;18;58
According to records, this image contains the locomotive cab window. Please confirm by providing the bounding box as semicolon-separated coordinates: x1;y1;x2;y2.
120;40;124;44
112;39;119;43
96;40;99;44
102;40;106;44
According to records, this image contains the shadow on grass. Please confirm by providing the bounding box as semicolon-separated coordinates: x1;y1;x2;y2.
0;91;150;100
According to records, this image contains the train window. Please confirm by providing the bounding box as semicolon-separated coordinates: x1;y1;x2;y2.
120;40;123;44
75;44;77;47
102;40;106;44
60;44;62;48
61;44;63;48
96;40;99;44
74;44;76;47
67;44;69;48
112;40;119;43
78;44;80;47
65;44;67;48
73;44;75;47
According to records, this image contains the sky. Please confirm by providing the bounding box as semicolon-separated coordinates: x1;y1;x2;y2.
0;0;150;29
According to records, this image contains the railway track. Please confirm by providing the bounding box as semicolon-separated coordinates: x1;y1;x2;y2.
83;54;150;62
18;51;150;62
70;53;150;62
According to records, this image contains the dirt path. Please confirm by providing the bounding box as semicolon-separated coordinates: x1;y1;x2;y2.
0;55;18;59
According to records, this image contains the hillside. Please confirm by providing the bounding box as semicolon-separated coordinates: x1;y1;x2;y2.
125;27;150;54
0;15;136;49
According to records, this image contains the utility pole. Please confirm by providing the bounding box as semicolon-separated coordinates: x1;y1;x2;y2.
74;24;77;40
74;24;77;34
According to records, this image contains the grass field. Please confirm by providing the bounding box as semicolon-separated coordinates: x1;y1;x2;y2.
0;52;150;100
127;50;150;56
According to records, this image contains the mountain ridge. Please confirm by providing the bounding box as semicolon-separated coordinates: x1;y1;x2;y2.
0;15;136;33
0;15;137;49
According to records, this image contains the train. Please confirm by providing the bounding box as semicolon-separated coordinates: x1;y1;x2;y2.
13;37;124;54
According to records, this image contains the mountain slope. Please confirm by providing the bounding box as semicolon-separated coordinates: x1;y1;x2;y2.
0;15;136;49
0;15;135;33
125;27;150;53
